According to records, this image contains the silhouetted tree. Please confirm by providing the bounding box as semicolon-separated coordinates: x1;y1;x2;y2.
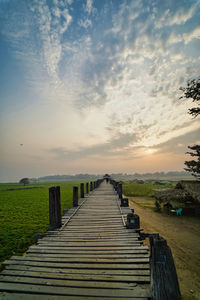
180;79;200;179
19;178;30;186
180;78;200;117
184;145;200;179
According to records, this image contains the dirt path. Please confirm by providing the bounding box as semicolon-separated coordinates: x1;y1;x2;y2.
129;197;200;300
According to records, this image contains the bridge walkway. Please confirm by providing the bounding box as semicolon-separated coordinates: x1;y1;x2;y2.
0;181;151;299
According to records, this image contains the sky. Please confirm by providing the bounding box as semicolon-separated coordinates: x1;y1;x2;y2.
0;0;200;182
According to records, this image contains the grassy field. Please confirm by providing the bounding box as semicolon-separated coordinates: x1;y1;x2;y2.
0;181;85;267
123;182;166;197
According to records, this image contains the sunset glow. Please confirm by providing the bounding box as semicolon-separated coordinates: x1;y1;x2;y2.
0;0;200;182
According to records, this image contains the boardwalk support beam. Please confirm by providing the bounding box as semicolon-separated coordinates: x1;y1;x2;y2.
80;183;84;198
126;210;140;229
73;186;79;207
86;182;89;194
118;183;122;199
139;233;181;300
49;186;61;230
121;198;129;207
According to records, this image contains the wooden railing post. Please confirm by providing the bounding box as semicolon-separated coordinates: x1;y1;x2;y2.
86;182;89;194
49;187;56;230
73;186;78;207
90;182;93;191
80;183;84;198
150;234;181;300
49;186;61;230
118;182;122;199
55;186;61;228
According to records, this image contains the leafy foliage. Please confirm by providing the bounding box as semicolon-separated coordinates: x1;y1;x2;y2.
184;145;200;179
19;178;30;185
180;79;200;179
180;78;200;117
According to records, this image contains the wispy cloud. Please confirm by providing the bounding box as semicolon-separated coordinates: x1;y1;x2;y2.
85;0;93;15
49;131;138;160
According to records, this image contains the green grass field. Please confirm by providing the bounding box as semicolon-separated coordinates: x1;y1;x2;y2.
123;182;165;197
0;181;85;267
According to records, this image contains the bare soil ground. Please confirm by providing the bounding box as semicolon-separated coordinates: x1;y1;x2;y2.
129;197;200;300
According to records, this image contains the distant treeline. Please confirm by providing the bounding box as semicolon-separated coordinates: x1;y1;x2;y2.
31;171;191;182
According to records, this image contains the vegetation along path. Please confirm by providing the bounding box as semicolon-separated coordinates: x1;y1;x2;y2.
0;182;151;299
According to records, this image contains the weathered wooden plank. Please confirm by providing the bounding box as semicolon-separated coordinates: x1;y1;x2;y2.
9;256;150;263
0;293;149;300
39;237;139;242
65;225;124;228
3;260;150;270
26;253;149;258
1;270;151;283
0;282;151;298
47;232;138;237
0;275;149;289
37;241;142;246
27;246;148;253
30;246;145;251
4;265;150;275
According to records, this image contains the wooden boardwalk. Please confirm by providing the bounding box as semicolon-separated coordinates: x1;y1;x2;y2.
0;181;151;299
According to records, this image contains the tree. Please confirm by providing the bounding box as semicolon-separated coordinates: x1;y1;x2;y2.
180;78;200;179
184;145;200;179
180;78;200;117
19;178;30;186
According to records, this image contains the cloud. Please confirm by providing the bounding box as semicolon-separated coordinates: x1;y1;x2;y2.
1;0;73;102
85;0;93;15
1;0;200;177
183;26;200;44
49;131;138;160
78;18;92;29
152;128;200;155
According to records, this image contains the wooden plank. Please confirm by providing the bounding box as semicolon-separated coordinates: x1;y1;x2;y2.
65;225;124;228
0;275;149;289
39;237;139;242
38;240;141;247
4;265;150;275
0;282;151;298
1;270;150;283
47;232;139;237
26;253;149;258
3;260;150;270
37;241;142;246
27;246;148;253
30;246;145;251
0;292;149;300
9;256;150;263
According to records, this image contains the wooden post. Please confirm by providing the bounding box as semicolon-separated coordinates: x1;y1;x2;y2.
150;234;181;300
86;182;89;194
126;212;140;229
80;183;84;198
120;198;129;207
94;181;96;189
118;182;122;199
49;187;56;230
90;181;93;191
55;186;61;228
73;186;78;207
